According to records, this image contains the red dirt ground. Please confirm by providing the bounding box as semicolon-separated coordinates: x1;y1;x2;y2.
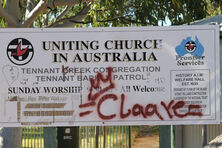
132;134;159;148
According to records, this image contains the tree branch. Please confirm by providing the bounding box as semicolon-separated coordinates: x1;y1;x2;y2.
71;16;126;23
22;0;48;27
122;17;151;25
25;0;35;19
94;5;140;13
22;0;92;27
48;5;90;27
0;3;17;27
37;16;43;27
55;5;71;21
47;0;91;10
52;15;151;26
43;10;51;26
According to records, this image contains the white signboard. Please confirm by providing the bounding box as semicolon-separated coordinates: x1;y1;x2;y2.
0;26;220;126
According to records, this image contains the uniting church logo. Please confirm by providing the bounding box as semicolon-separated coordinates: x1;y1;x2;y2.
175;36;205;66
175;36;204;58
7;38;34;66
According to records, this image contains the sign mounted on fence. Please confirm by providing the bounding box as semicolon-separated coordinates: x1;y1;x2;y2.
0;26;220;126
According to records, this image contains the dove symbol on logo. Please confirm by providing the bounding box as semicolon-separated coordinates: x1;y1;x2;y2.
2;65;19;86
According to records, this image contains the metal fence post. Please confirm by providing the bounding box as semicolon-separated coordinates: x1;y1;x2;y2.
202;125;207;147
128;126;131;148
44;127;57;148
103;126;106;148
159;125;172;148
1;127;22;148
95;126;99;148
175;125;183;148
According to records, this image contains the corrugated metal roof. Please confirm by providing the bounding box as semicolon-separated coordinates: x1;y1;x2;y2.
191;15;222;25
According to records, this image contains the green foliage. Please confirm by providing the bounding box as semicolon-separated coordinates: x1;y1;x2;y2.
0;0;6;27
85;0;210;26
0;0;222;27
207;0;222;17
31;0;219;27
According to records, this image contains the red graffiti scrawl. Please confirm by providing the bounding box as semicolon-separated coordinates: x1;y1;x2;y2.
79;67;203;120
79;67;114;117
88;67;115;101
